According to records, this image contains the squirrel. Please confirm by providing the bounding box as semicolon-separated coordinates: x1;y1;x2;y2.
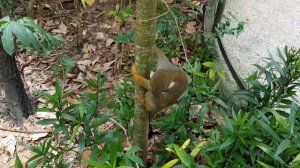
132;47;188;120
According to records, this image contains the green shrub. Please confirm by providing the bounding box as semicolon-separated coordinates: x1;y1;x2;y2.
21;74;142;167
162;47;300;168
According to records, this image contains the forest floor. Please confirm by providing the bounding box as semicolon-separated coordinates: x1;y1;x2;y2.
1;0;299;167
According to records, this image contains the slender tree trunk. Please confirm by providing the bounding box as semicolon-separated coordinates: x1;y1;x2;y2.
0;12;33;123
0;45;33;123
214;0;226;27
204;0;218;49
133;0;157;165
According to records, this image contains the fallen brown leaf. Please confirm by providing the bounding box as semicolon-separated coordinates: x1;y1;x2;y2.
52;23;68;35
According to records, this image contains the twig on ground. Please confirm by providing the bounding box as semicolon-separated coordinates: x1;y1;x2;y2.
0;127;50;134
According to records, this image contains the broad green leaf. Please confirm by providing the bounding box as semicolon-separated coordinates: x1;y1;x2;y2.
35;107;52;112
181;139;190;149
23;27;41;51
219;136;235;151
2;25;14;55
166;147;173;152
37;119;58;125
237;94;258;105
274;139;290;156
110;141;117;166
289;102;297;135
258;120;280;142
292;153;300;163
210;97;230;110
253;64;273;85
59;56;76;70
203;154;213;167
208;70;216;80
78;136;85;160
173;145;191;167
193;59;201;73
277;48;286;62
10;21;35;49
107;11;117;16
113;31;133;44
126;154;144;166
61;104;78;114
268;52;284;76
202;62;214;68
211;79;221;93
162;159;179;168
256;143;273;157
257;160;274;168
61;113;78;122
78;99;84;120
70;124;80;142
0;16;10;22
44;140;52;155
191;141;207;157
15;153;23;168
33;90;52;98
83;160;109;168
26;157;43;168
265;108;285;124
89;114;112;128
126;146;141;154
0;21;8;32
23;143;43;154
54;82;62;99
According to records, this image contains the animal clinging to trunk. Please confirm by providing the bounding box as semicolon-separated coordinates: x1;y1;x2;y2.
132;47;188;119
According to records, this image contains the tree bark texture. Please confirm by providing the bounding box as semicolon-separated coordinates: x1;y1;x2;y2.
133;0;157;165
204;0;218;50
214;0;226;28
0;45;33;123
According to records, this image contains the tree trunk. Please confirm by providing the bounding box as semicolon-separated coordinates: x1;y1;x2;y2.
204;0;218;50
214;0;226;28
0;45;33;123
133;0;157;166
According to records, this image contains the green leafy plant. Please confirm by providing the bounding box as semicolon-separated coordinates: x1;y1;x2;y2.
215;12;246;38
202;61;223;81
162;139;209;168
114;77;134;126
15;153;23;168
84;143;143;168
107;3;132;22
0;16;63;55
59;56;76;71
198;47;300;167
113;31;133;44
23;139;70;168
155;47;299;167
25;73;142;167
156;2;204;57
54;56;77;79
156;14;182;57
155;107;202;144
